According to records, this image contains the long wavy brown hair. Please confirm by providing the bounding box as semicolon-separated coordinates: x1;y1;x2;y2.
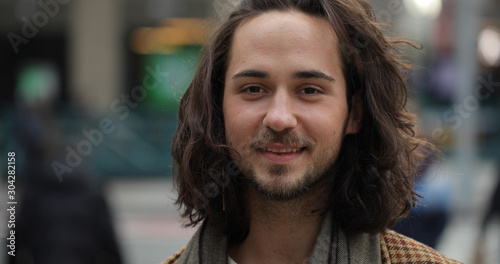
171;0;434;242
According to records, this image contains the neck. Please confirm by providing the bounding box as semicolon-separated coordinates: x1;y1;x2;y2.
228;181;331;264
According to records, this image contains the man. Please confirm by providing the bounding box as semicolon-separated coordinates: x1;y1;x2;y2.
164;0;461;263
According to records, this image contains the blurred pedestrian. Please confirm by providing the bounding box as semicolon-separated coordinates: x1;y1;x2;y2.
9;62;122;264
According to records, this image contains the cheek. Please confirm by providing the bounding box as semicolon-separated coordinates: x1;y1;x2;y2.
303;107;348;131
223;103;257;145
315;129;339;147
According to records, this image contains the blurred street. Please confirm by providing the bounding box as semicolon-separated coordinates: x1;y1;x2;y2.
106;178;195;264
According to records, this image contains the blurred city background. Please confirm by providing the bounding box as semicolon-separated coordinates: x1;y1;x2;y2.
0;0;499;263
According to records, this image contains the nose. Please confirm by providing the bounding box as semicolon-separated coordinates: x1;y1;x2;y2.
262;90;297;132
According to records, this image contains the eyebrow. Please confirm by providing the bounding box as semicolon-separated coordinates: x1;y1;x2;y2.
232;69;335;82
232;69;269;79
292;70;335;82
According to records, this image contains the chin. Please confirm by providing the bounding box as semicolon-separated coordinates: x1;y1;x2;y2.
251;169;316;201
254;182;310;201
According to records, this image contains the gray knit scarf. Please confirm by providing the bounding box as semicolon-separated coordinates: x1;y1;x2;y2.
176;210;381;264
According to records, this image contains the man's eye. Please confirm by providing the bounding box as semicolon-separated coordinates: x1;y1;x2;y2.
244;86;264;93
300;87;321;95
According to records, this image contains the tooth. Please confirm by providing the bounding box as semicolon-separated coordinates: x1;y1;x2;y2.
264;148;302;153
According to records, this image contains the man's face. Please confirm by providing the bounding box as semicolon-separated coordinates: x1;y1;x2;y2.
223;11;361;200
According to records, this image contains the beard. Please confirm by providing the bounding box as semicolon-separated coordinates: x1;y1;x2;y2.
243;163;331;201
234;125;347;201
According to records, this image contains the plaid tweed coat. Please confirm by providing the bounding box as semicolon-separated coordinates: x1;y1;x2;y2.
161;229;461;264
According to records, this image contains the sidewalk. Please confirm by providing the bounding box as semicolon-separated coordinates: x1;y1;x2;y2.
106;178;195;264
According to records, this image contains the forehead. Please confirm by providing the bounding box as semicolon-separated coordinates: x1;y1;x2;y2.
236;10;336;42
227;11;342;76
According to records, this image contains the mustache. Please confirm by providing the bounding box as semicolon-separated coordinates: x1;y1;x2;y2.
249;130;315;149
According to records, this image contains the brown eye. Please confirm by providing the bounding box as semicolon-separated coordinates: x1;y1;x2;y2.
300;87;320;95
244;85;264;93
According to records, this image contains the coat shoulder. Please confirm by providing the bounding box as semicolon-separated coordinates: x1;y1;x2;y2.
160;246;186;264
380;229;462;264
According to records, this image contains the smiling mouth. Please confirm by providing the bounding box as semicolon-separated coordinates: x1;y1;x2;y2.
259;147;305;164
263;147;303;154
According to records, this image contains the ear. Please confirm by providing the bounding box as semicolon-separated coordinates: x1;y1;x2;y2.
345;92;363;135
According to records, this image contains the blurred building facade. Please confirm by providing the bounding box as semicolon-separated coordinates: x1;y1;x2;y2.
1;0;214;178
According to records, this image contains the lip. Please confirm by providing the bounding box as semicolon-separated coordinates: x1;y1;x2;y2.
258;144;304;164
